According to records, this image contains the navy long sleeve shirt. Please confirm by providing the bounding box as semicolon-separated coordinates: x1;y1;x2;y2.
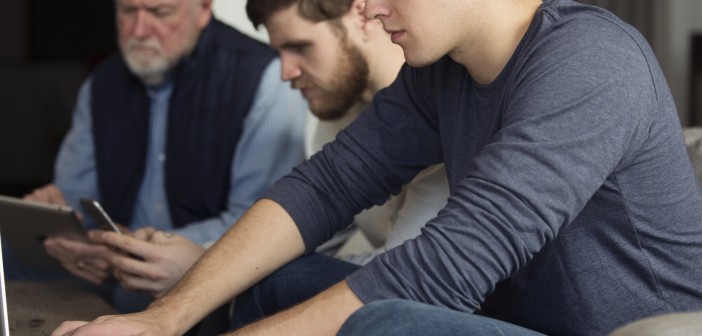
264;0;702;334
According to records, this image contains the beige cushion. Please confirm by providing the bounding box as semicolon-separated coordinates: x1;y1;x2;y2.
609;312;702;336
683;127;702;185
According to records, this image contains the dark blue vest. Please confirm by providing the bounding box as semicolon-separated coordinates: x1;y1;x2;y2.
90;18;276;228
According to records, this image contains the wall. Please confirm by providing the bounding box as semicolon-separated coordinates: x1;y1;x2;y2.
0;1;112;196
653;0;702;126
579;1;702;125
213;0;269;42
0;1;26;61
578;0;654;43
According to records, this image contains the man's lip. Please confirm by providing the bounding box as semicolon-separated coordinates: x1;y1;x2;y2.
390;30;405;43
382;24;405;42
300;88;314;97
384;27;400;34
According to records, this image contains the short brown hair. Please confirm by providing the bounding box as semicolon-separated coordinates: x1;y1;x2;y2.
247;0;354;28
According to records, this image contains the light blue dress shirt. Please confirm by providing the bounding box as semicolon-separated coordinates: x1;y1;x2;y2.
54;58;307;245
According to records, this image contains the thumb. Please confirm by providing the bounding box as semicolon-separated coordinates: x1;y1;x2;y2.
134;227;157;241
149;230;175;245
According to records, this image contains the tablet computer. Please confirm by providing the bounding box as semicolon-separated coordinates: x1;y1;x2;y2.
0;194;85;269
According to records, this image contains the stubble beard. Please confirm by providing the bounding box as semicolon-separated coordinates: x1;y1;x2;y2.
296;38;370;121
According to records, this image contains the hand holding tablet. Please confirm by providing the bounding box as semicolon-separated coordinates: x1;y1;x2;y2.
0;194;85;268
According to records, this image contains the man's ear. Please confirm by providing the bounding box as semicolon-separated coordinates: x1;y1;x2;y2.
197;0;213;29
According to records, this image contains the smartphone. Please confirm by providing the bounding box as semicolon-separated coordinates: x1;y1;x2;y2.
79;198;123;234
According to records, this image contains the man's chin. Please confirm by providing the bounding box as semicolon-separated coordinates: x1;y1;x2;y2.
124;58;170;85
127;65;168;85
310;105;349;121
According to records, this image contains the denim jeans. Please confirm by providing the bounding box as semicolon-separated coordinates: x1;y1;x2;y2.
229;253;361;330
338;299;546;336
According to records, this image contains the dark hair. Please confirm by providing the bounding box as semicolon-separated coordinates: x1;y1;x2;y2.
247;0;354;28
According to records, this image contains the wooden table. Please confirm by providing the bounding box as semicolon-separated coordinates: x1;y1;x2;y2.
7;280;117;335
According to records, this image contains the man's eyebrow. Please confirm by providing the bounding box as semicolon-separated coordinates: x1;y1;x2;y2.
279;40;312;49
146;4;177;11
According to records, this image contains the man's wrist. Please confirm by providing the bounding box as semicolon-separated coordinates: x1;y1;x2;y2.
146;298;195;335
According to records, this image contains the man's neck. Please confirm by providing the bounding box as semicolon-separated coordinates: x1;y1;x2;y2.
141;74;167;88
451;0;542;85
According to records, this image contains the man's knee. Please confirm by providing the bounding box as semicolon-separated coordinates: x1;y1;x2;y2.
338;300;545;336
338;300;423;336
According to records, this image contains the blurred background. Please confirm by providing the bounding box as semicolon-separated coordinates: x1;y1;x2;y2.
0;0;700;197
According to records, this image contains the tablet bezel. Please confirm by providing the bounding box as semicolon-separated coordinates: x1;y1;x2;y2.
0;195;85;269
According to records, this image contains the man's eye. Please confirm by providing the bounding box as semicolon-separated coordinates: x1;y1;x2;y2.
151;7;174;18
290;45;309;55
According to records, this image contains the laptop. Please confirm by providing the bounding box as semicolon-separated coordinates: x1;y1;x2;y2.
0;236;12;335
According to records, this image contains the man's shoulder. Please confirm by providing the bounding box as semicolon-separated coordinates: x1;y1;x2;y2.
537;0;648;53
209;18;275;58
90;52;132;83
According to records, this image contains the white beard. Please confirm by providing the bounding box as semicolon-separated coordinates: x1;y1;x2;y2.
122;39;171;85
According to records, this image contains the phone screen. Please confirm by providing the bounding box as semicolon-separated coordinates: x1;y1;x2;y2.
79;198;123;234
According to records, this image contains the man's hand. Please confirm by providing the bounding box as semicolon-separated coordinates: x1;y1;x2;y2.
24;184;67;205
24;184;113;283
50;310;178;336
44;236;116;285
89;228;206;297
54;199;309;336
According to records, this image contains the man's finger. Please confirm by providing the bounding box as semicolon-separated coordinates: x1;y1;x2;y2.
23;184;67;205
114;270;160;294
44;237;91;261
50;320;89;336
86;255;113;272
133;227;157;241
88;230;153;258
149;230;175;244
50;236;110;256
67;263;106;285
109;253;154;280
46;186;66;205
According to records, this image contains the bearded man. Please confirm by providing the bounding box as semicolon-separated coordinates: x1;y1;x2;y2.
82;0;450;328
84;0;449;327
52;0;702;333
11;0;307;315
219;0;452;327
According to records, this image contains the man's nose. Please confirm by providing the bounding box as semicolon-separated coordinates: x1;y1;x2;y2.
363;0;390;20
132;10;152;38
280;55;302;82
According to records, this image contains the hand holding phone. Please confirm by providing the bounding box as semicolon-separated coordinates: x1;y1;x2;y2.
79;198;123;234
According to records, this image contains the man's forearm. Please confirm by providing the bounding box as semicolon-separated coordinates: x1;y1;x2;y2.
146;199;307;334
229;281;364;335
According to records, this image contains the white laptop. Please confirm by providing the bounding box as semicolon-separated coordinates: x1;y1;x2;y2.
0;236;12;335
